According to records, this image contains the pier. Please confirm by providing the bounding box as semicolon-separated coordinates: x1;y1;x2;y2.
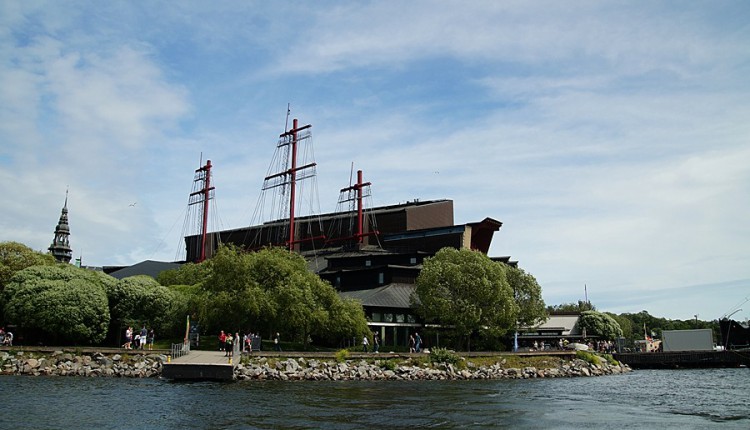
615;350;750;369
162;343;238;381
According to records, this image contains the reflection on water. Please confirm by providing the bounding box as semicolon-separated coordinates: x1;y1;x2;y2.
0;369;748;429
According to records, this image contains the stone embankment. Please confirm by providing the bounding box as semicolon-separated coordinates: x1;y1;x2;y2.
1;350;629;380
234;357;630;381
1;350;166;377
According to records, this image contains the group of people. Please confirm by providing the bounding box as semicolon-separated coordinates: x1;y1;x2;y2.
362;331;423;353
219;330;266;356
122;325;155;350
408;332;422;353
0;328;13;346
362;332;380;353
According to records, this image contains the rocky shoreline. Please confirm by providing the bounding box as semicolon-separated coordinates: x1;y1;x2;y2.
2;350;630;380
1;350;166;378
234;356;629;381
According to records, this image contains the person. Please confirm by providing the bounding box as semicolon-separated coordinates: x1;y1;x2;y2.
415;332;422;353
373;332;380;353
140;326;148;350
3;331;12;346
225;333;233;357
409;334;416;353
219;330;227;352
148;329;155;350
134;333;141;349
123;326;133;349
362;334;369;353
274;332;281;352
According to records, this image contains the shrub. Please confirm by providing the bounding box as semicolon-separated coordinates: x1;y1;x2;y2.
603;354;619;366
430;347;461;366
381;359;397;371
576;350;601;366
335;349;350;363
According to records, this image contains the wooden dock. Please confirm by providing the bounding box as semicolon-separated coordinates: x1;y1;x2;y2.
161;350;236;381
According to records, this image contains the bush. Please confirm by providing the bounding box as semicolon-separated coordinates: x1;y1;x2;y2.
576;350;601;366
335;349;350;363
430;347;462;365
381;359;397;371
603;354;620;366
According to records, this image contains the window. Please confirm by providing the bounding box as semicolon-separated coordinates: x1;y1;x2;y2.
410;257;417;265
372;312;382;322
365;259;371;267
378;272;384;284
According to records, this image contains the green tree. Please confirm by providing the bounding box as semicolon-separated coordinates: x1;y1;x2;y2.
0;241;56;290
157;261;210;287
577;310;623;340
2;265;110;344
198;245;369;348
506;266;547;327
547;300;596;313
108;275;180;340
413;248;519;351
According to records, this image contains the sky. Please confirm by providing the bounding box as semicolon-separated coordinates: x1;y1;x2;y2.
1;1;748;321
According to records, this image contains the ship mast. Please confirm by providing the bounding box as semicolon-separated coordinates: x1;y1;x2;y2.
188;159;214;262
329;169;379;245
262;118;322;251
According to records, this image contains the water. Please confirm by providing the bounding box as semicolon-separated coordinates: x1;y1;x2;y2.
0;369;747;429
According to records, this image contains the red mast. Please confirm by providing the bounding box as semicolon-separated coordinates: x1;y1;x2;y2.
330;169;379;245
264;118;317;251
189;159;214;262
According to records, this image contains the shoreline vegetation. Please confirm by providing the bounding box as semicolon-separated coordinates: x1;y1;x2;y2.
1;348;630;380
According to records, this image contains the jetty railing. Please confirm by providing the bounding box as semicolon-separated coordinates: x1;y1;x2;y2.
171;339;191;360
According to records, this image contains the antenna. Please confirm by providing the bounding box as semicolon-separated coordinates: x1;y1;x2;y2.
349;162;354;187
721;296;749;319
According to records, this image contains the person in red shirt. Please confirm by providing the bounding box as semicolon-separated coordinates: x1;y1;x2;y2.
219;330;227;352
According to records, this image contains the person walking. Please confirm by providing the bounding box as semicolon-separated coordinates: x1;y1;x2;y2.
409;334;416;353
373;332;380;353
148;329;155;350
274;332;282;351
362;334;370;353
415;332;422;353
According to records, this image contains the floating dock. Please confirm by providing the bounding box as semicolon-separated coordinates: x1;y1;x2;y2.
161;350;236;381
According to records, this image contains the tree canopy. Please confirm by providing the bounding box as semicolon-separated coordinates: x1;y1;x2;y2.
0;241;56;290
107;275;182;338
506;266;547;327
413;248;519;350
169;245;369;346
2;265;110;344
577;310;623;340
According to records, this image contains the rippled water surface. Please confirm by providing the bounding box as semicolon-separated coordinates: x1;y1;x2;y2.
1;368;748;429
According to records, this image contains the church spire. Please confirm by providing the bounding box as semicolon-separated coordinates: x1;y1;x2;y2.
49;190;72;263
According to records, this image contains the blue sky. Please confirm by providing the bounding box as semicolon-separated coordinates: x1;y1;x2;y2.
1;1;749;321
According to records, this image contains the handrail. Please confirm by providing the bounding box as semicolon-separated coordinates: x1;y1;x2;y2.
170;340;191;360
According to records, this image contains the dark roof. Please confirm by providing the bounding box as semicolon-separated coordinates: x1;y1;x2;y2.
339;283;416;309
108;260;182;280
